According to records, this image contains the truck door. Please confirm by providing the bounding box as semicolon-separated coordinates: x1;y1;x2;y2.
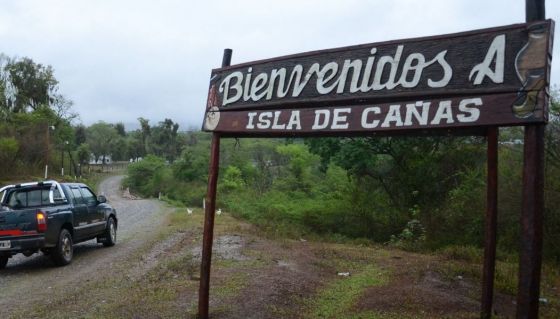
69;187;90;240
80;187;105;235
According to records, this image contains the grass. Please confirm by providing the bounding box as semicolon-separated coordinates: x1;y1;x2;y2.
437;245;560;318
305;263;388;319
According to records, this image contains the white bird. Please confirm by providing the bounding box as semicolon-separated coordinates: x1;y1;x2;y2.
187;208;193;215
216;208;222;215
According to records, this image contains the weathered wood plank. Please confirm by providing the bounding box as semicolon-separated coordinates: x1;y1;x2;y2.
203;92;545;135
205;20;553;114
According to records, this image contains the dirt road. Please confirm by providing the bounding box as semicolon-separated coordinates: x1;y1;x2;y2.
0;175;166;316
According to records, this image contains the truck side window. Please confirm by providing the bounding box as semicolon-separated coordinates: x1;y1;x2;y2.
80;187;97;206
71;188;84;205
52;188;65;203
8;191;25;207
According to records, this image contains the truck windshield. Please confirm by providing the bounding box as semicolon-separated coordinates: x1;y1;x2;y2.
5;186;62;208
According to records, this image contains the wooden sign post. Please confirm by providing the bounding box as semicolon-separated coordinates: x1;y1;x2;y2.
517;2;547;318
198;2;553;317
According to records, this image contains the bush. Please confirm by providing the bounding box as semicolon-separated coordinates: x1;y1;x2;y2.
125;155;170;197
0;137;19;175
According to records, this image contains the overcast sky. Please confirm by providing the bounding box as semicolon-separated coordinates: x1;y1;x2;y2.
1;0;558;131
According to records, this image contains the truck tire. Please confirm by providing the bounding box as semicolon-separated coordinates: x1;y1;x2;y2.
0;256;8;269
103;217;117;247
51;229;73;266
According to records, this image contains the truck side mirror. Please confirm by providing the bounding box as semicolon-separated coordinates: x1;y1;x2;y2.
97;195;107;204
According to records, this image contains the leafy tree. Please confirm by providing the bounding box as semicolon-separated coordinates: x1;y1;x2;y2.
77;143;91;165
126;131;144;161
275;143;318;193
138;117;150;156
115;122;126;137
545;90;560;169
149;118;180;162
74;124;87;145
172;149;208;182
5;57;58;113
86;122;118;165
0;54;11;120
111;137;128;161
222;166;245;192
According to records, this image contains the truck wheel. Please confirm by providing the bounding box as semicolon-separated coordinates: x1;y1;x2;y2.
103;217;117;247
51;229;73;266
0;256;8;269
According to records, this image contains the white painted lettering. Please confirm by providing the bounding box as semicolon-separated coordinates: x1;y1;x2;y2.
219;71;243;106
430;101;454;124
246;112;257;129
399;53;425;88
427;51;452;88
381;104;404;127
361;106;381;128
286;111;302;130
337;59;362;93
271;111;286;129
469;34;505;85
457;98;482;122
331;108;351;129
316;62;339;94
257;112;272;129
373;45;404;90
404;101;430;126
250;73;268;101
243;67;253;101
312;110;330;130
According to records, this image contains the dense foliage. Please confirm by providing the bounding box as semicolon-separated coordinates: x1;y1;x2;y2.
125;93;560;262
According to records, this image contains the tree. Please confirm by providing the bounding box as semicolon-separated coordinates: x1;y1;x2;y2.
115;122;126;137
86;122;118;166
77;143;91;165
0;53;76;180
138;117;150;156
110;137;128;161
149;118;180;162
126;131;144;161
5;57;58;113
545;90;560;169
0;54;11;120
74;124;87;145
306;135;486;240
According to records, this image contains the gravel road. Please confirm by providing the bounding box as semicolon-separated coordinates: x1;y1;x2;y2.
0;175;166;316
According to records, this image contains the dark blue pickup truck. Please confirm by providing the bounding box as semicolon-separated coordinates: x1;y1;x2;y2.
0;180;117;268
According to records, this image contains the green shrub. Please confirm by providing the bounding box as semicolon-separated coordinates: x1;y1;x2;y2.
125;155;170;197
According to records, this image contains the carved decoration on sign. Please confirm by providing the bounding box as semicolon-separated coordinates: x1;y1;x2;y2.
512;22;553;118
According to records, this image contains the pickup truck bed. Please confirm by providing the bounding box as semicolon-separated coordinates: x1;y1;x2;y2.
0;180;117;268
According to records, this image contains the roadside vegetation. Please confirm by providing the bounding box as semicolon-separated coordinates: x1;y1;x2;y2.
124;92;560;264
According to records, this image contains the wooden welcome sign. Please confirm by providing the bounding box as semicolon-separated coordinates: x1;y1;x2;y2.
199;11;555;319
203;20;553;136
